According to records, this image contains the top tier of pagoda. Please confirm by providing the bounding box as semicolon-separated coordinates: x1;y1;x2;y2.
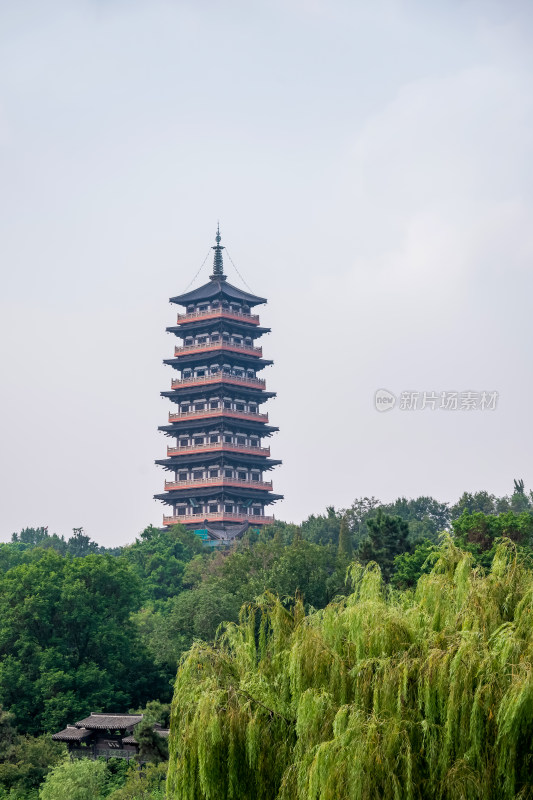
154;227;282;544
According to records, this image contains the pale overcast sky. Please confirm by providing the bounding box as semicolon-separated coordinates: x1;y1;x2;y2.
1;0;532;545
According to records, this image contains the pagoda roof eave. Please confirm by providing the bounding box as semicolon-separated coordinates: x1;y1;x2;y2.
170;279;266;308
163;357;274;371
154;489;283;503
166;324;271;338
158;424;279;436
155;456;282;470
161;389;277;402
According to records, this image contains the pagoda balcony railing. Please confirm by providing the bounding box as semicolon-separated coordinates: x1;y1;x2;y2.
166;442;270;457
164;477;273;491
171;373;265;390
168;408;268;423
163;512;274;526
174;341;262;357
176;307;260;324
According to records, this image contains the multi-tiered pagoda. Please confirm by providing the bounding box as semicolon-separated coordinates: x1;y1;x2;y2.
155;228;282;545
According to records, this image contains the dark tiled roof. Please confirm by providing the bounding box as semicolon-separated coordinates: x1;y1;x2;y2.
74;713;143;730
52;725;92;742
170;279;266;307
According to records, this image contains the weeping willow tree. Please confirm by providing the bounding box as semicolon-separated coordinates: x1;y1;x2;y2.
167;540;533;800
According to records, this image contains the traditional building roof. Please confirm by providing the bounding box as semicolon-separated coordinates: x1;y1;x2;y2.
74;713;143;730
170;226;266;307
170;279;266;308
52;725;92;742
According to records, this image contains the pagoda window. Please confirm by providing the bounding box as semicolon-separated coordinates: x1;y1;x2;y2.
185;337;193;346
193;471;203;480
249;404;257;413
194;402;205;411
224;504;234;513
242;305;250;313
197;336;207;345
247;370;255;378
209;469;219;478
253;507;262;516
244;337;252;346
212;300;219;308
238;471;247;481
194;437;204;446
210;434;219;443
250;438;259;448
235;402;245;412
211;333;220;342
182;370;192;379
224;469;233;478
177;506;187;516
236;436;246;446
196;369;206;377
179;438;189;447
198;304;208;312
178;472;188;481
234;369;243;377
224;434;232;443
222;333;230;342
181;404;190;413
251;472;259;481
187;305;195;313
224;400;232;409
210;400;219;409
209;504;218;513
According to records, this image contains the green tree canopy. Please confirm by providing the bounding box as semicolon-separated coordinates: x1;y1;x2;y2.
0;550;164;732
39;758;108;800
358;509;411;581
167;540;533;800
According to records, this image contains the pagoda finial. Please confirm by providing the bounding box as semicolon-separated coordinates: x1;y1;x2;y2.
210;223;226;280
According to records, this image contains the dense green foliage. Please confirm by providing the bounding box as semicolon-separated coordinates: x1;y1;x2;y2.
167;540;533;800
39;758;109;800
37;757;160;800
2;481;533;798
0;550;164;733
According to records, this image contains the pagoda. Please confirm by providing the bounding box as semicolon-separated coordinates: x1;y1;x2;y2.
155;227;282;544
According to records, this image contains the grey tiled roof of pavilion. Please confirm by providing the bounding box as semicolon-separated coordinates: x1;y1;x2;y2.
52;725;93;742
74;713;143;730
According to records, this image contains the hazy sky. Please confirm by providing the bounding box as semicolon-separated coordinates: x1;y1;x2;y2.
1;0;532;545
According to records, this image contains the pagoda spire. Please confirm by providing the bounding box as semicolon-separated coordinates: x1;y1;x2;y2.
210;223;226;281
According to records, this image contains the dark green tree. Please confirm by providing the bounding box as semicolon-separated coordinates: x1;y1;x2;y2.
0;550;165;733
452;510;533;569
358;510;411;581
337;516;352;561
122;525;205;603
133;719;168;764
66;528;100;557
